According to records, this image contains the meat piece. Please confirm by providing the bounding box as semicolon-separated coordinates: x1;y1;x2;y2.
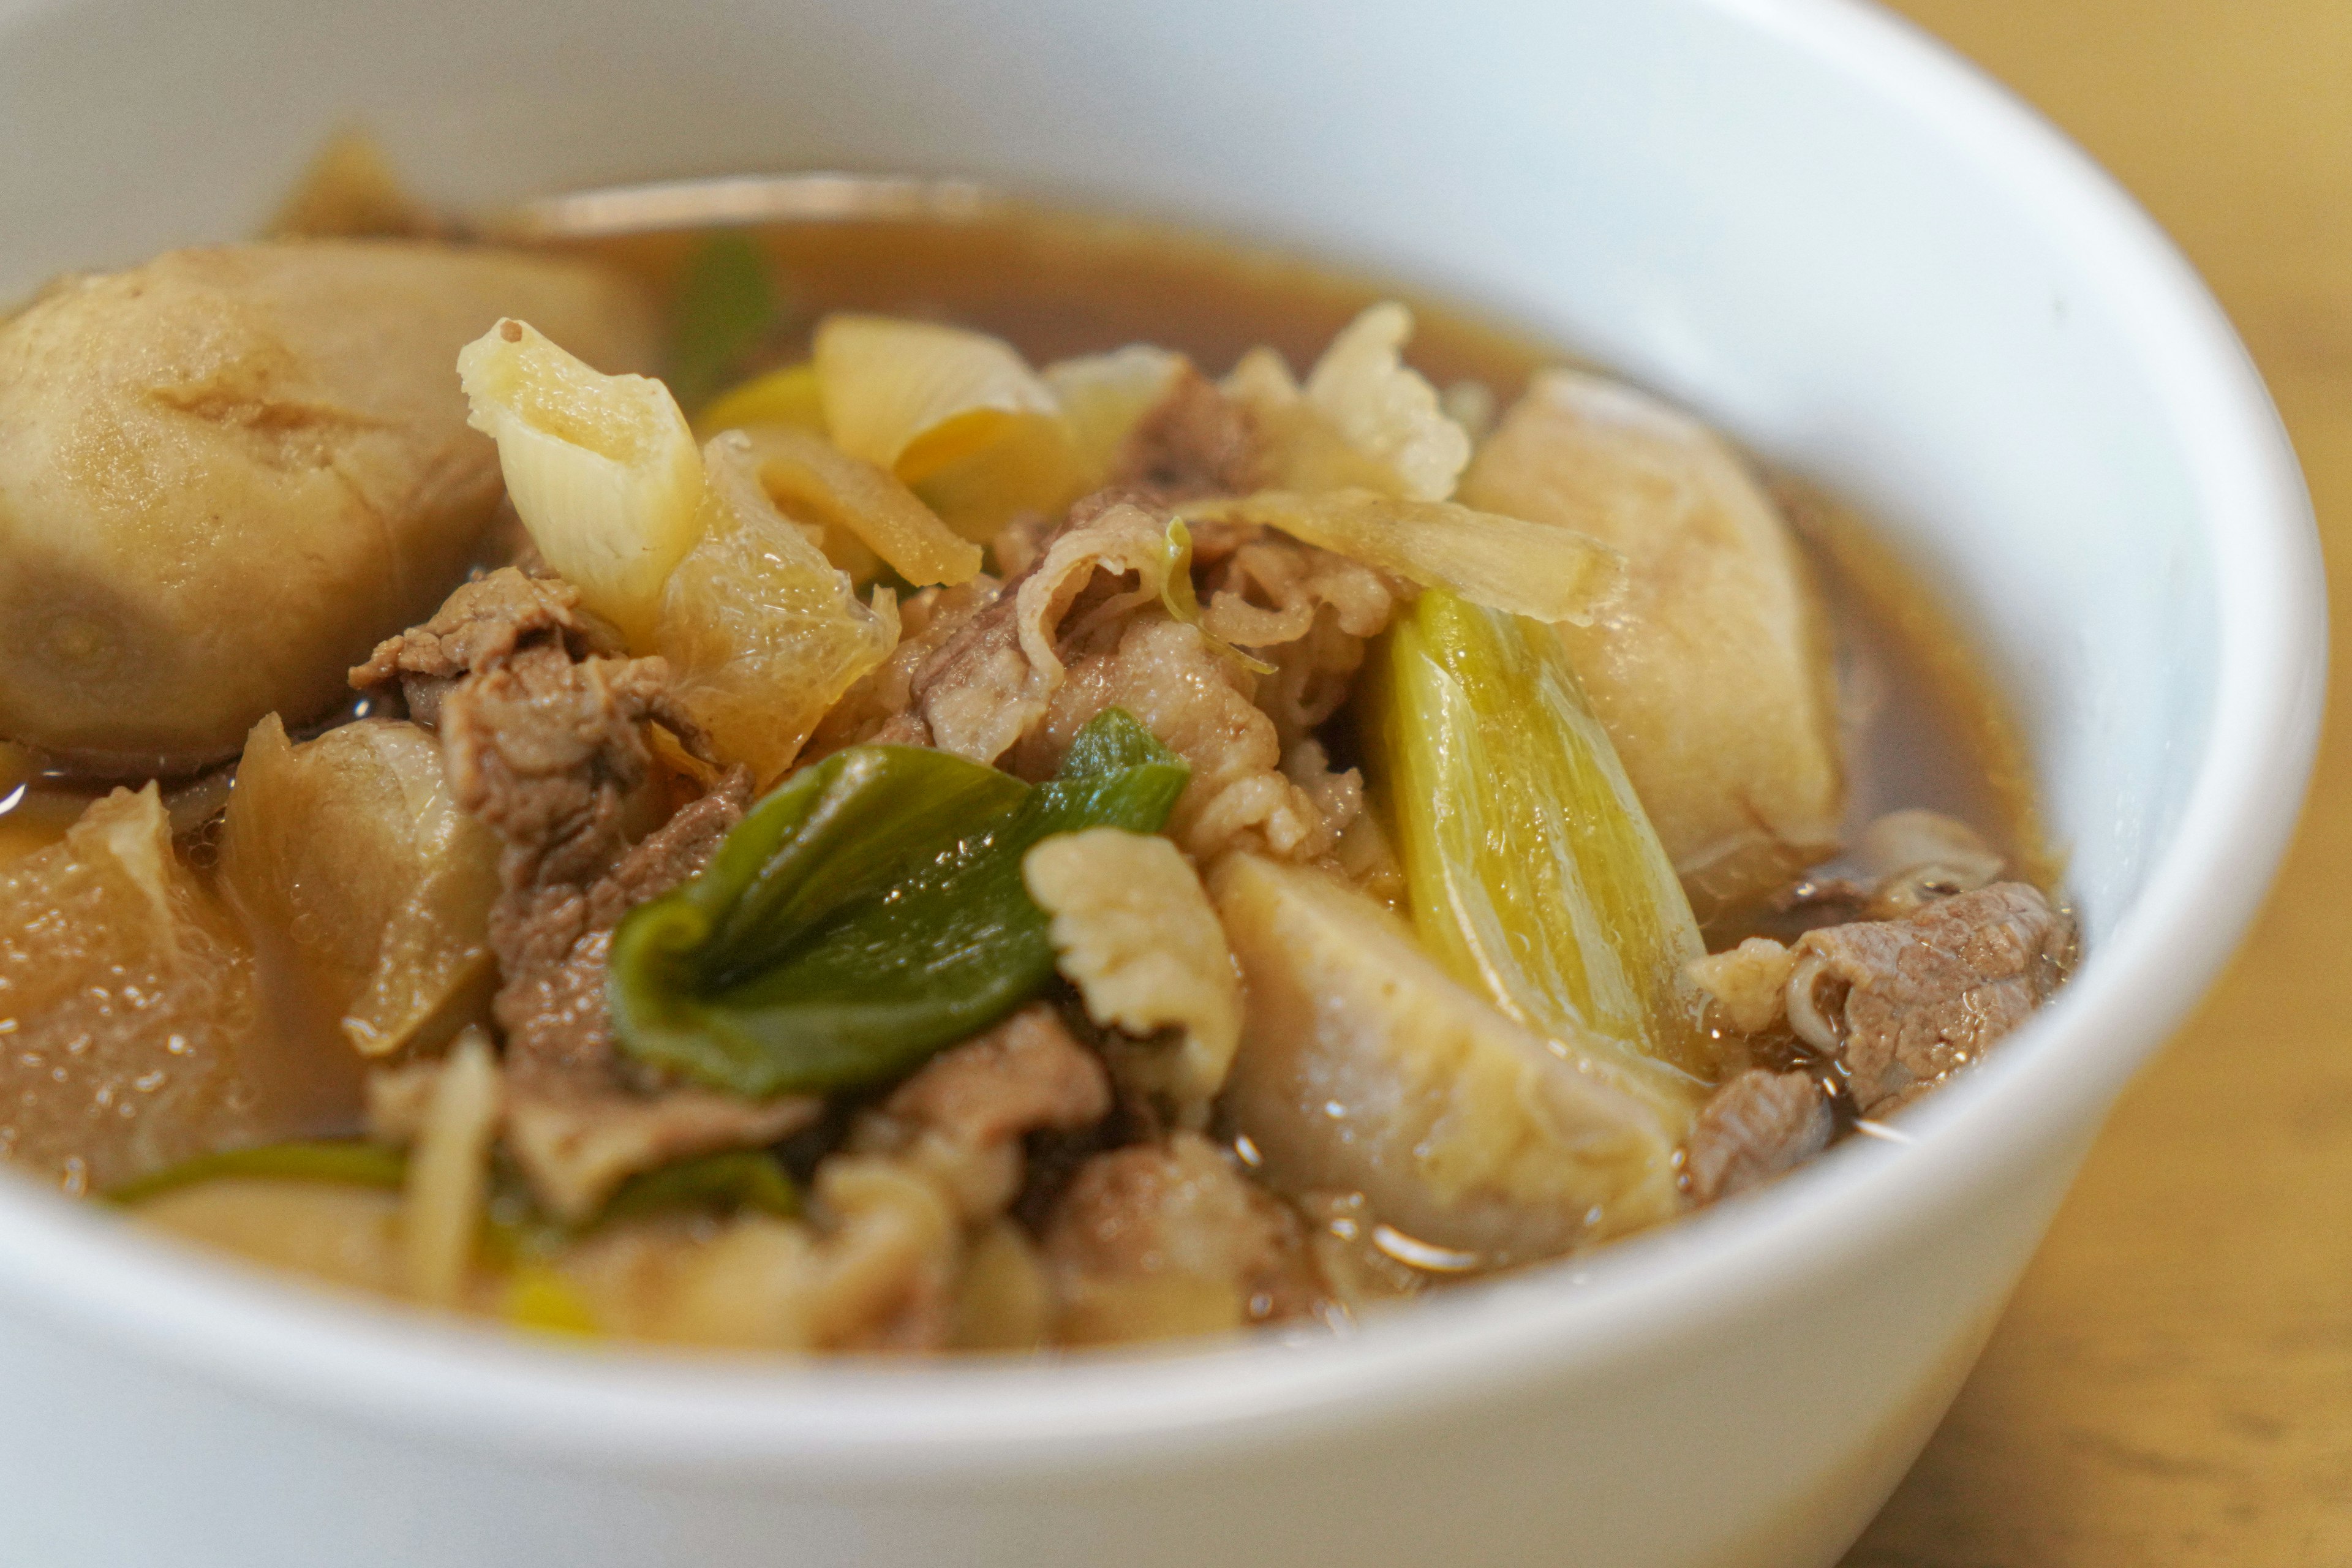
800;576;998;759
489;776;750;1086
851;1005;1112;1221
1197;531;1395;651
1683;1069;1831;1203
350;567;618;728
440;647;688;893
492;771;818;1221
1787;882;2072;1113
369;570;813;1219
1109;365;1266;500
910;499;1172;764
1041;1131;1318;1343
1020;828;1242;1126
1197;530;1399;745
0;241;655;770
1011;614;1349;863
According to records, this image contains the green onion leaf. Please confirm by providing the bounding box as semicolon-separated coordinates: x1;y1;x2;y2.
598;1149;800;1226
609;707;1188;1098
105;1139;408;1207
668;232;782;413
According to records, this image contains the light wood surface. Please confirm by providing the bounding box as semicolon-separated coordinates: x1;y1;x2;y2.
1845;3;2352;1564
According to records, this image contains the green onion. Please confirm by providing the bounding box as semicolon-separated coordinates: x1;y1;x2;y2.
667;232;782;413
609;707;1188;1098
598;1149;799;1226
105;1139;408;1207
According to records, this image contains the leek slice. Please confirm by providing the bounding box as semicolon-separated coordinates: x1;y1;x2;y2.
106;1140;408;1207
1366;590;1718;1084
600;1149;799;1224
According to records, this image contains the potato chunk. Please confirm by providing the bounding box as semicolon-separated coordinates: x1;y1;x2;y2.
1211;853;1690;1262
1460;371;1844;917
0;242;657;769
217;715;500;1057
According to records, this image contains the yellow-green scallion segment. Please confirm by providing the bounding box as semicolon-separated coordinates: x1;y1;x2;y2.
1367;589;1717;1090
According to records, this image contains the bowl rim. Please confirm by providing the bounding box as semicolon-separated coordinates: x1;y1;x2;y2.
0;0;2322;1478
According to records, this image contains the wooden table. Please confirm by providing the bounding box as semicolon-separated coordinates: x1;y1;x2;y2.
1844;3;2352;1563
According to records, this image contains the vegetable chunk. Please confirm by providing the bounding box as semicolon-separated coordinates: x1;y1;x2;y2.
609;710;1187;1098
0;787;268;1192
1368;590;1718;1084
218;715;501;1057
1212;853;1689;1261
1459;370;1844;917
0;243;657;767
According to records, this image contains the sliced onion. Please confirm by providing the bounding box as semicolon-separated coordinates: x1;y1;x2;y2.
655;432;902;785
696;360;826;439
1180;488;1624;626
731;424;981;587
814;313;1061;483
458;318;704;649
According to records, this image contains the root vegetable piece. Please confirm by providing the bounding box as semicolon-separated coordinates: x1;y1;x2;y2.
1459;370;1844;918
217;715;501;1057
1210;853;1691;1262
0;241;658;770
0;786;268;1192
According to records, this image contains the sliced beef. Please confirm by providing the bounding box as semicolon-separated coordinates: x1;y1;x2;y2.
1684;1069;1832;1203
1041;1131;1320;1340
910;499;1171;764
1010;614;1354;862
851;1005;1114;1223
350;567;616;729
801;576;998;759
1787;881;2073;1114
357;568;813;1220
1110;366;1266;501
880;1005;1112;1150
1196;530;1399;746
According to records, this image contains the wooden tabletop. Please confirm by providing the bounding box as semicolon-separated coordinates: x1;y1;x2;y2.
1844;3;2352;1564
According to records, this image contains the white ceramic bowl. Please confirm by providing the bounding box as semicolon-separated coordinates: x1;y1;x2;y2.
0;0;2322;1564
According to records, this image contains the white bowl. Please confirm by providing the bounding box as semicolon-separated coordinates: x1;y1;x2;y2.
0;1;2322;1564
